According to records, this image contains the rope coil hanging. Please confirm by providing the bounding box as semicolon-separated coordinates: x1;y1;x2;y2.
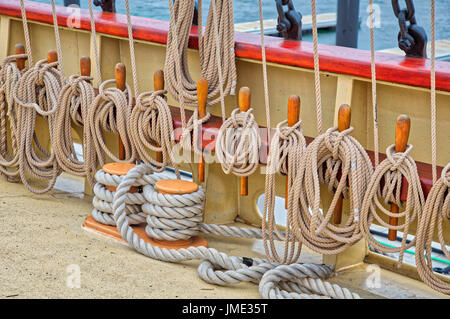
289;125;373;255
123;0;179;175
165;0;236;155
415;0;449;295
262;114;306;264
359;143;425;265
215;107;261;177
88;75;136;165
0;51;27;180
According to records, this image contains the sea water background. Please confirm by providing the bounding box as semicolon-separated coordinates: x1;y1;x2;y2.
32;0;449;51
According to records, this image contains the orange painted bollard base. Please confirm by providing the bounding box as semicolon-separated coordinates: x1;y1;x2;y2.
82;215;208;249
102;162;138;193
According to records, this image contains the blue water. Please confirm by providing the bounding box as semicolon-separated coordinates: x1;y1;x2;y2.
31;0;450;50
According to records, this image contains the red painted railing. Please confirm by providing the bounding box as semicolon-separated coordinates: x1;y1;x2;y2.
1;0;450;91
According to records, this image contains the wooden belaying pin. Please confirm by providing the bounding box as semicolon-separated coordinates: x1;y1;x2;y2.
333;104;351;224
80;56;91;78
197;77;208;183
239;87;251;196
14;44;27;71
285;95;300;207
47;50;58;64
154;69;165;163
115;62;127;160
388;114;410;241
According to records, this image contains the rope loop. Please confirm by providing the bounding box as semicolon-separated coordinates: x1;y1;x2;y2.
216;108;261;176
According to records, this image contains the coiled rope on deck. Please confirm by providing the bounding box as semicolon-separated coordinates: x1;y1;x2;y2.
111;164;360;298
91;167;171;226
0;54;26;179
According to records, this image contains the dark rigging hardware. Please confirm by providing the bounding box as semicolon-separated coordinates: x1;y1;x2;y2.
335;0;360;49
392;0;427;58
93;0;116;13
64;0;80;6
275;0;302;41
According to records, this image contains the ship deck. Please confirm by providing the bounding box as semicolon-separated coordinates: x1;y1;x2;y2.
1;174;447;299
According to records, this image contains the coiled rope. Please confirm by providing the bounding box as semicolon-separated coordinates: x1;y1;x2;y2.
11;0;66;194
262;119;306;264
111;164;360;298
215;108;261;177
53;74;96;186
360;144;425;265
290;127;373;255
0;54;26;179
415;0;449;295
415;165;450;295
165;0;236;154
123;0;179;174
91;167;171;226
88;79;136;165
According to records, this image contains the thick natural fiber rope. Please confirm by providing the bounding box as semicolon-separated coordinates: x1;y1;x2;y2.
368;0;379;166
91;169;171;226
414;1;449;295
111;164;360;298
289;127;373;255
0;55;26;179
165;0;236;155
88;0;102;84
360;144;425;265
124;0;179;175
310;0;322;135
53;74;96;186
13;58;64;194
262;119;306;264
215;108;261;176
415;164;450;295
88;79;136;165
164;0;236;109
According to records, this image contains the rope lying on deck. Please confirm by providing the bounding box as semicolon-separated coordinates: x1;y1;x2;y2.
0;54;26;180
360;144;425;266
111;163;360;299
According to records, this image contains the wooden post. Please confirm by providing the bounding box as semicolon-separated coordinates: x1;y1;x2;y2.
388;114;410;241
47;50;58;64
197;77;208;183
239;87;251;196
154;69;165;163
115;62;126;160
333;104;351;224
80;56;91;78
285;95;300;207
14;44;26;71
